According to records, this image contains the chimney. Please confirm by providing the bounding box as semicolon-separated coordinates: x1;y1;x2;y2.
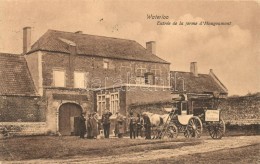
23;27;31;54
190;62;198;77
146;41;156;55
75;31;83;34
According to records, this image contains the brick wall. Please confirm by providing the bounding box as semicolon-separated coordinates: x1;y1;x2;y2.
126;86;172;111
41;52;170;89
0;95;45;122
94;86;171;116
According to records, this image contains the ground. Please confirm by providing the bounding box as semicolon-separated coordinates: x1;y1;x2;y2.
0;135;259;163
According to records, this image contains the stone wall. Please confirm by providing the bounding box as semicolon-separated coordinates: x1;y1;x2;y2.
0;122;47;136
43;88;93;133
219;94;260;124
128;93;260;125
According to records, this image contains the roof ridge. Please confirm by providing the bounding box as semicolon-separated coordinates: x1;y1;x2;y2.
28;29;170;64
171;71;208;75
47;29;137;42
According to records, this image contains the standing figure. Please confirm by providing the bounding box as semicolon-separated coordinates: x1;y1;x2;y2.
115;112;125;138
92;112;99;139
102;109;112;138
129;112;137;139
87;114;94;139
136;114;144;138
79;113;86;139
143;113;151;139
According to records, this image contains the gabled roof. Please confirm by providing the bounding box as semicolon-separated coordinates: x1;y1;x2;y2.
29;30;170;64
170;71;228;94
0;53;37;96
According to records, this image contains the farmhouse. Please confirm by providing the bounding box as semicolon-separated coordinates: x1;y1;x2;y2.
129;62;228;115
0;27;228;136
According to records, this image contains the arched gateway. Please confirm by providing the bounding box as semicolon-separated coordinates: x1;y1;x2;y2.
58;103;83;136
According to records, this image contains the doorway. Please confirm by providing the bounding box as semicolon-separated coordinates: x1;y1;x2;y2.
58;103;83;136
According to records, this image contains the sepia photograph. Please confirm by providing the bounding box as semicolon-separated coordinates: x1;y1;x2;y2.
0;0;259;163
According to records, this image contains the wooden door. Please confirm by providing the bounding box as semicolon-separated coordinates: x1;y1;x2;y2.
59;103;82;136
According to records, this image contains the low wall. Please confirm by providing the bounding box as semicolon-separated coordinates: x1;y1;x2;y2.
128;93;260;125
0;122;47;136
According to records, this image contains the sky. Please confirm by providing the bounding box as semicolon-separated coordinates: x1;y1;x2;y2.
0;0;259;96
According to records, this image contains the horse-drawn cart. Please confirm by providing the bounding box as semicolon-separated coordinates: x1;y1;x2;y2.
153;94;225;139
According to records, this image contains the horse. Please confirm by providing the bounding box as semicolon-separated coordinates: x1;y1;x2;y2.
142;112;169;127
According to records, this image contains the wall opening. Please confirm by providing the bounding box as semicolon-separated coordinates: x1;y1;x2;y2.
58;103;83;136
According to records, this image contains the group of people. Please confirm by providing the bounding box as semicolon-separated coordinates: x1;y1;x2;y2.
78;110;113;139
79;112;99;139
129;112;151;139
78;110;152;139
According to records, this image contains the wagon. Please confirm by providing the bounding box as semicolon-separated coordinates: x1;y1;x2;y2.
154;94;226;139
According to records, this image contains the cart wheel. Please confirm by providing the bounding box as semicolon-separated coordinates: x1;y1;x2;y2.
184;129;191;138
163;125;178;139
208;118;225;139
186;116;203;138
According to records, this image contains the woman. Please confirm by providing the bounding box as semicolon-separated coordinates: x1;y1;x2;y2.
115;112;125;138
92;112;99;139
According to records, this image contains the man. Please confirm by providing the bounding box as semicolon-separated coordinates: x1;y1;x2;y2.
136;114;144;138
143;113;151;139
129;112;137;139
101;109;112;138
79;113;86;139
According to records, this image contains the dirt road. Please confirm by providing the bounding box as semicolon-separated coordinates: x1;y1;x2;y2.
4;136;260;163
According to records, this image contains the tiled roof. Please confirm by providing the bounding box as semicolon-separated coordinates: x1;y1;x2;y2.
0;53;37;96
29;30;170;64
170;71;228;94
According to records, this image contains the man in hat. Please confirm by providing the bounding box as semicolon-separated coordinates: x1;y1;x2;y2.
101;109;112;138
79;113;86;139
136;113;144;138
129;112;137;139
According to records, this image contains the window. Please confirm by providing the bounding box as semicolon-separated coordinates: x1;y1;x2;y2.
145;73;155;85
176;101;188;115
136;68;147;77
53;70;65;87
135;67;147;85
97;94;106;115
74;72;86;88
136;77;145;84
110;92;119;114
181;102;188;115
103;61;109;69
